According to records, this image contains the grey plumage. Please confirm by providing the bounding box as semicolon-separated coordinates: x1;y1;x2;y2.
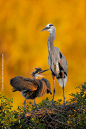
41;24;68;105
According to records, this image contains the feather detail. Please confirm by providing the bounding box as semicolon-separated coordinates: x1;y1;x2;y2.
57;76;67;88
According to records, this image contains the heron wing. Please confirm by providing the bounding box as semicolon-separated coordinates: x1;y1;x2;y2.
10;76;38;92
41;78;52;94
55;47;68;75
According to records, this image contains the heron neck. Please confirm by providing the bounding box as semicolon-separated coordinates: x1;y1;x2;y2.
48;34;55;52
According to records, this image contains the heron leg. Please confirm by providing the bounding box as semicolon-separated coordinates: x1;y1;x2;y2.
52;74;55;102
24;98;26;113
34;99;37;109
62;71;65;106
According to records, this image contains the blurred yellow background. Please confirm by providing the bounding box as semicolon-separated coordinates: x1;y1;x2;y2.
0;0;86;109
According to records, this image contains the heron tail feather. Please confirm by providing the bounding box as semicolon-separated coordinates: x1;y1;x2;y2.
57;76;67;88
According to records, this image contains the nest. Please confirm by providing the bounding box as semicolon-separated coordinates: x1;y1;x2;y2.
23;103;76;129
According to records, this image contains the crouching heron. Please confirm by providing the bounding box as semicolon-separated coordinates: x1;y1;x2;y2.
10;67;52;111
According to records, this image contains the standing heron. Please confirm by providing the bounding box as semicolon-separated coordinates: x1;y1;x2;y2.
10;67;52;110
41;24;68;105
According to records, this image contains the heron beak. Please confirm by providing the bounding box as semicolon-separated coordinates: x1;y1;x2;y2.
41;27;48;32
37;69;49;77
38;69;49;74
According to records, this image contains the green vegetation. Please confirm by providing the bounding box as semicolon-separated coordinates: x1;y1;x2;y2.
0;83;86;129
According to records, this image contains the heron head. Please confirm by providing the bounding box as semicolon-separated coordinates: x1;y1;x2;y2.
31;67;49;78
41;23;55;34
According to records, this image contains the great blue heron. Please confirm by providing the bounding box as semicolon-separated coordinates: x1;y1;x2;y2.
10;67;52;110
41;24;68;105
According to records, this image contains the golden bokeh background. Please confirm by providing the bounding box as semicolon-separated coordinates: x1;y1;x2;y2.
0;0;86;109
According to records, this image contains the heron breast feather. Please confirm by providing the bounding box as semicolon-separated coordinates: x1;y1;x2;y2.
53;63;59;75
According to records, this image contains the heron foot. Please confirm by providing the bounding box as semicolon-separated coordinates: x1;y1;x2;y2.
23;99;26;113
63;97;65;106
34;100;38;110
52;89;55;104
63;101;65;106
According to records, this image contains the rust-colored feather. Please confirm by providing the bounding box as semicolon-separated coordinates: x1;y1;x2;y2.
10;76;38;92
